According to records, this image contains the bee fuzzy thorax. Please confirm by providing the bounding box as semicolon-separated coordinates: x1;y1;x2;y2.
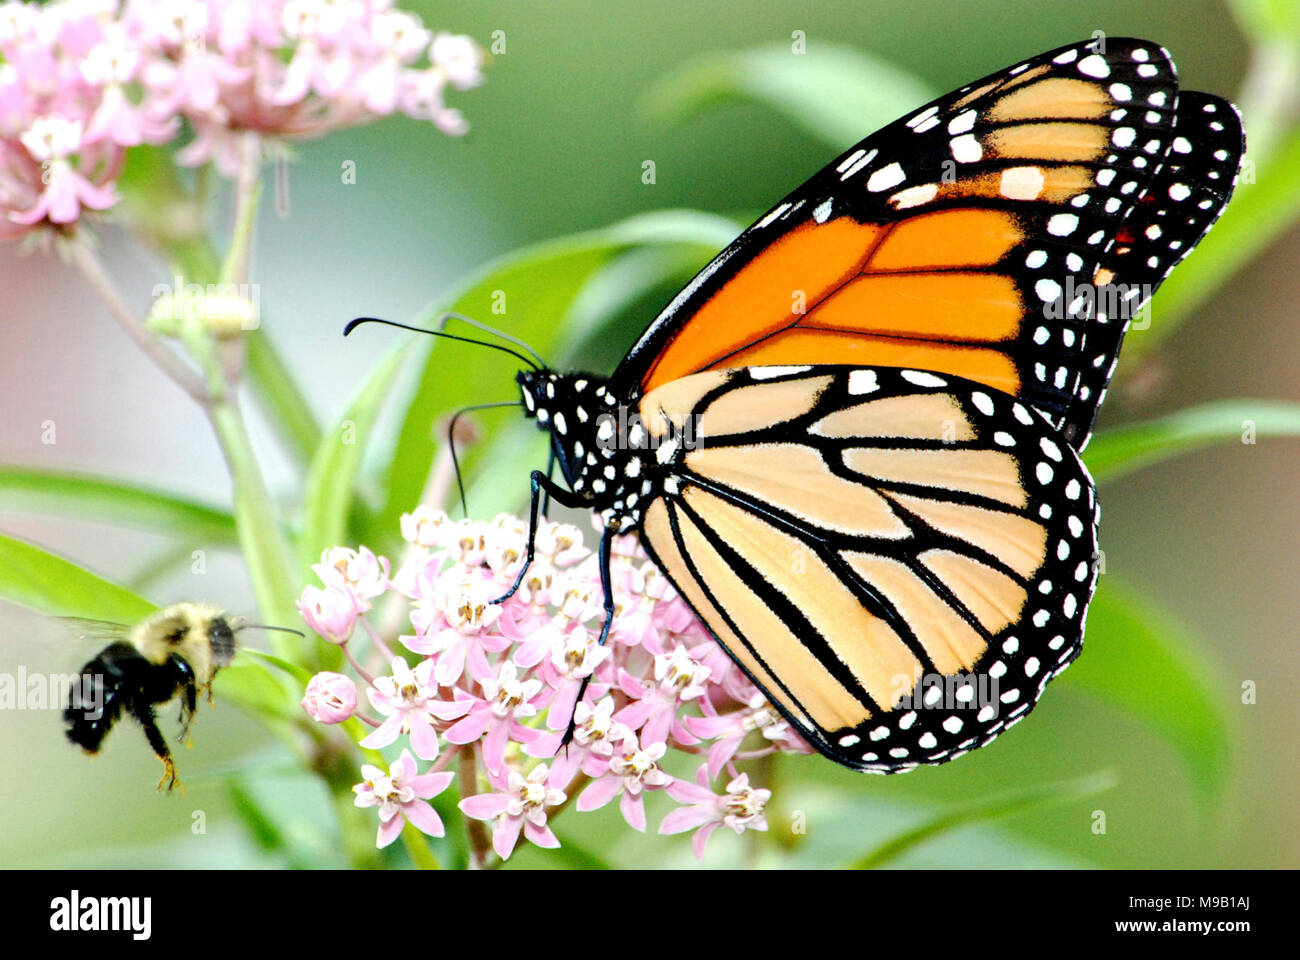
131;602;236;686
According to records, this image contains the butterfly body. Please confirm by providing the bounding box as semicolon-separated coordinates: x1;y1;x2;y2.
428;37;1243;775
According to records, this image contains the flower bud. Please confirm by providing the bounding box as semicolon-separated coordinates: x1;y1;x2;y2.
298;584;358;643
302;672;357;724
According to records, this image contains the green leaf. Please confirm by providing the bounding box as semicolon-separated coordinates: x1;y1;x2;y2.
0;467;238;546
246;331;323;468
227;779;291;856
1059;579;1233;812
238;648;314;686
642;43;936;148
1228;0;1300;41
561;244;721;354
374;211;742;540
850;770;1117;869
299;344;407;570
1085;400;1300;484
401;821;442;870
212;662;295;722
0;532;155;621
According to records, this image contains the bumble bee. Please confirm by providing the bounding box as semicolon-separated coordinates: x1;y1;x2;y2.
62;603;300;791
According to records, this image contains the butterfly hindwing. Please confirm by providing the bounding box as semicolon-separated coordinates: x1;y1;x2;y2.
634;365;1099;772
614;38;1240;451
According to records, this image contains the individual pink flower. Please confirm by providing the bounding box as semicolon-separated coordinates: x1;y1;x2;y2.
527;695;631;785
459;763;567;860
403;572;509;691
10;115;116;225
526;625;611;734
361;656;471;760
353;749;454;849
312;545;389;611
577;732;671;831
429;31;485;90
80;31;176;146
297;583;358;642
301;671;356;724
444;660;546;775
686;693;792;779
355;9;430;114
615;644;712;746
142;37;251;117
660;766;772;859
400;504;451;548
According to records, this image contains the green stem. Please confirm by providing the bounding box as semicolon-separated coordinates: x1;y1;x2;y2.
402;823;442;870
207;398;301;648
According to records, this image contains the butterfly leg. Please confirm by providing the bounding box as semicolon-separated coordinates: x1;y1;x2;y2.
541;446;556;519
558;525;615;753
493;469;588;604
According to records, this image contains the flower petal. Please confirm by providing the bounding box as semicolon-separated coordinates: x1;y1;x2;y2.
523;820;560;849
459;793;511;820
409;771;455;799
402;799;446;839
620;789;647;832
576;775;622;813
493;814;523;860
377;813;405;849
660;806;718;835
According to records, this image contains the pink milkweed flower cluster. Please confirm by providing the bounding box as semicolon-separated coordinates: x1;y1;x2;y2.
1;0;485;236
297;506;811;862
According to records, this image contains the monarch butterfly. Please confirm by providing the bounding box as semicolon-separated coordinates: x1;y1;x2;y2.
350;37;1243;774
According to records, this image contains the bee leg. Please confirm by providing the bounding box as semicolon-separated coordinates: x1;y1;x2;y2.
170;654;199;747
131;698;182;792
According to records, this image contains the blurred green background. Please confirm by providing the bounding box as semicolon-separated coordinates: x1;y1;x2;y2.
1;0;1297;868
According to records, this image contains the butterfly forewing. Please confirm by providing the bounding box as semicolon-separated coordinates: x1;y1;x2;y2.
614;37;1241;452
1065;91;1244;444
635;366;1099;772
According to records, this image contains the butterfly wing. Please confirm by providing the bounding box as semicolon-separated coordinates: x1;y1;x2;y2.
1066;90;1244;444
635;366;1097;771
613;37;1243;450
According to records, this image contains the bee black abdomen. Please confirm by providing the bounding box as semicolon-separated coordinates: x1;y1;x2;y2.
64;641;138;753
64;642;190;755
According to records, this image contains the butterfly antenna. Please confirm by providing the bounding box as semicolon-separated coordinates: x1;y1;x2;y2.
446;400;524;518
343;317;541;371
237;623;306;637
436;311;549;371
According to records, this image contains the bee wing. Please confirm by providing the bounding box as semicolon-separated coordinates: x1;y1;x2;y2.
52;616;134;644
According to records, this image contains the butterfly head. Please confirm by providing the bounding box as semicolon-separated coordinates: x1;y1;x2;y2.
517;369;655;529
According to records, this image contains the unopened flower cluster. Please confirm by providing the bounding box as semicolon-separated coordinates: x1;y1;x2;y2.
1;0;485;236
298;507;807;860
